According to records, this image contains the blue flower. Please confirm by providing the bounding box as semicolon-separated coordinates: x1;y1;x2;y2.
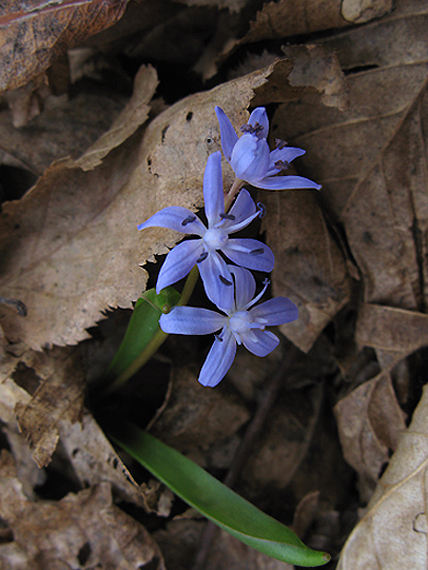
215;106;321;191
159;266;298;387
138;151;274;310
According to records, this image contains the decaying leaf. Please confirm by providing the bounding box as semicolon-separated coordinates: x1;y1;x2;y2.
14;346;85;467
334;371;406;501
149;363;250;462
0;450;165;570
337;383;428;570
242;0;393;45
355;304;428;369
264;190;351;353
0;0;128;94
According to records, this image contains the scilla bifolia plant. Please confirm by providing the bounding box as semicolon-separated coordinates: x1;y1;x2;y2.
100;107;329;567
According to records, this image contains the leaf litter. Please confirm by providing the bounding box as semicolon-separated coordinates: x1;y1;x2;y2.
0;0;428;568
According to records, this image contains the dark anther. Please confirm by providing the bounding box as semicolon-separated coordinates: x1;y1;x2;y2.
219;275;233;286
197;251;208;263
181;215;196;226
275;138;288;149
250;248;264;255
257;202;267;218
274;160;289;171
215;334;224;342
220;213;236;220
240;122;264;136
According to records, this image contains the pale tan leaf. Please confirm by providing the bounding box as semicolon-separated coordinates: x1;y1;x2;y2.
337;384;428;570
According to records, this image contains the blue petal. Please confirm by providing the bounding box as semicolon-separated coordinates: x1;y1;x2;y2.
255;175;322;191
203;152;224;228
230;135;270;182
269;146;306;165
223;238;275;272
241;329;279;357
198;252;234;312
250;297;298;326
229;266;256;310
160;307;226;335
156;239;202;293
138;206;206;236
198;328;237;387
248;107;269;139
215;107;238;162
221;189;256;230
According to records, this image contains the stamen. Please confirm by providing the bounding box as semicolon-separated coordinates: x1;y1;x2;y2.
220;275;233;286
250;248;264;255
257;202;266;218
220;213;236;221
275;138;288;149
197;251;208;263
240;122;264;136
214;333;223;342
181;215;196;226
274;160;289;172
244;278;270;310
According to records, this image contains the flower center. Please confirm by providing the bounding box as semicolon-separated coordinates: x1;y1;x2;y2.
203;227;228;250
228;311;251;336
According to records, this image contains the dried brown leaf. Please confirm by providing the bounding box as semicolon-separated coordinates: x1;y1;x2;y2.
355;304;428;369
0;450;165;570
242;0;393;45
14;347;85;467
334;371;406;500
0;0;128;93
264;191;351;353
337;384;428;570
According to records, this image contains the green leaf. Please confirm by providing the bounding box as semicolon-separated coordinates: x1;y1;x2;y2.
103;287;180;392
110;422;331;567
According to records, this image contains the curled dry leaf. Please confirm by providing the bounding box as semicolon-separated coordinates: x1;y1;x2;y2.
337;384;428;570
334;371;406;501
0;59;294;351
0;450;165;570
0;0;128;94
242;0;393;45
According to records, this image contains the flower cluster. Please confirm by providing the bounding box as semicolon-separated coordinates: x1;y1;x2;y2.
139;107;319;387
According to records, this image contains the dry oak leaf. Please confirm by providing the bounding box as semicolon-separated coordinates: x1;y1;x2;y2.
337;383;428;570
334;371;406;501
0;450;165;570
0;0;128;93
0;58;295;351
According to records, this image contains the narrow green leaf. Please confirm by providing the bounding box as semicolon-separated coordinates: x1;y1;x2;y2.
110;422;331;567
105;287;180;381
